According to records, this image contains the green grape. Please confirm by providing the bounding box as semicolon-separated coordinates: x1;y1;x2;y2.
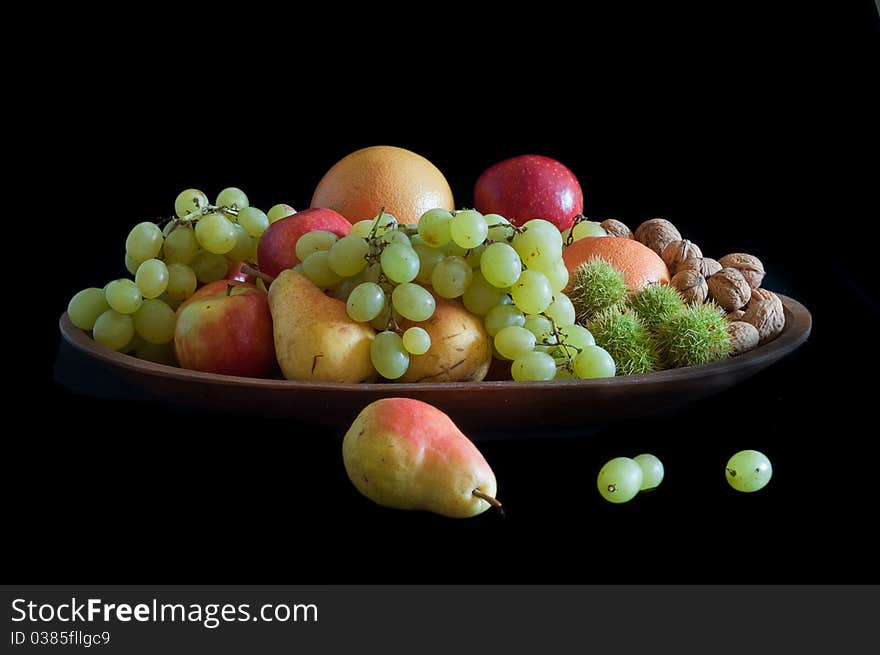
523;219;563;251
302;250;342;288
371;331;409;379
557;324;595;350
450;209;488;249
524;315;555;344
510;269;553;314
380;229;411;247
442;240;468;257
370;303;392;331
267;203;296;224
332;273;365;302
511;351;557;381
567;220;607;241
237;206;270;237
68;288;110;330
329;235;370;276
363;262;382;284
380;243;420;284
105;279;142;314
125;222;163;262
195;213;236;254
93;309;135;351
480;242;523;288
597;457;643;503
350;219;376;238
296;230;339;262
410;234;426;247
391;283;436;322
135;259;169;299
165;263;198;301
191;251;228;284
347;282;386;322
485;213;514;242
174;188;209;218
431;256;473;298
227;224;255;262
726;450;772;493
216;187;248;209
463;270;508;315
465;243;487;268
125;253;140;275
413;243;445;285
132;298;176;344
573;345;616;379
163;226;199;264
402;327;431;355
545;293;576;326
132;340;177;366
417;208;453;247
162;220;177;237
513;227;562;272
484;304;525;337
494;325;536;360
634;454;664;490
158;292;182;311
545;259;570;293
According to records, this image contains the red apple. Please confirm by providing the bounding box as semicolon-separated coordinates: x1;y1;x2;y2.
473;155;584;231
256;207;351;279
174;280;275;378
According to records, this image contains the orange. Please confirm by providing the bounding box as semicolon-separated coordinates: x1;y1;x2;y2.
563;236;671;290
311;145;455;224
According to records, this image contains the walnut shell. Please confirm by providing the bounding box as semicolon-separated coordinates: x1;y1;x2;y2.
726;309;746;321
677;256;722;278
670;269;708;304
718;253;765;289
727;321;760;356
707;267;752;311
741;288;785;344
661;239;703;275
600;218;633;239
634;218;681;255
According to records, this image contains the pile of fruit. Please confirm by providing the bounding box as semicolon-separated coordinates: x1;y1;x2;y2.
65;146;786;384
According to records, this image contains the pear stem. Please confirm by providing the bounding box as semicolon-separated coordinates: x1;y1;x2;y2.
472;489;505;517
241;264;275;285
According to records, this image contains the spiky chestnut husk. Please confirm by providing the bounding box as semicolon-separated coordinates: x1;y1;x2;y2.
628;284;686;329
655;302;731;368
569;258;629;324
587;306;659;375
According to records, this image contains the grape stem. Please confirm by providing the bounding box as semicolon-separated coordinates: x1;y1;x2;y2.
564;213;587;247
472;489;505;517
159;204;240;229
241;264;275;285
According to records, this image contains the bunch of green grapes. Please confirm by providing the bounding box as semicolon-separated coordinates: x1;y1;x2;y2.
297;207;616;382
67;188;295;364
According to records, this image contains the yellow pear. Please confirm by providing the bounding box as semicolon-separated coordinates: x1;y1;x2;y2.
268;270;375;382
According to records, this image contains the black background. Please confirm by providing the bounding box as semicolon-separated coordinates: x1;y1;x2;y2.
20;3;879;583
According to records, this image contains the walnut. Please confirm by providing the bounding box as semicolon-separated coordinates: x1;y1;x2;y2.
634;218;681;255
600;218;633;239
661;239;703;275
677;256;722;278
707;268;751;311
726;309;746;321
718;253;765;289
670;269;708;304
742;288;785;344
727;321;760;356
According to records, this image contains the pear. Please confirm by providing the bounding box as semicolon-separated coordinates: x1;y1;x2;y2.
342;398;500;518
268;270;375;382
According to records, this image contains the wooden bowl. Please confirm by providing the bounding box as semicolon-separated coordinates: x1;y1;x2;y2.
58;294;811;432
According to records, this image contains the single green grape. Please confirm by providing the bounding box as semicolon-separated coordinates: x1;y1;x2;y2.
105;279;142;314
332;273;365;302
135;259;169;299
296;230;339;262
524;315;555;344
195;213;237;254
191;251;228;284
380;243;420;284
165;263;198;301
513;224;562;272
363;262;382;284
329;235;369;277
442;240;468;258
302;250;342;289
726;450;772;493
557;324;595;350
347;282;386;322
573;345;616;378
93;309;135;351
350;219;376;238
227;224;256;262
510;269;553;314
132;298;176;344
163;226;199;264
486;214;514;242
480;242;523;289
125;253;139;275
563;220;607;242
68;288;110;330
216;187;248;209
267;204;296;224
418;208;454;247
379;229;412;247
484;304;525;337
371;331;409;379
413;243;445;285
402;327;431;355
597;457;643;503
450;209;488;249
463;270;508;315
174;189;208;218
431;256;473;298
511;351;557;381
237;206;270;237
544;293;576;327
522;219;563;251
391;283;436;322
494;325;537;360
125;222;163;263
369;303;393;331
634;454;665;490
545;259;570;293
